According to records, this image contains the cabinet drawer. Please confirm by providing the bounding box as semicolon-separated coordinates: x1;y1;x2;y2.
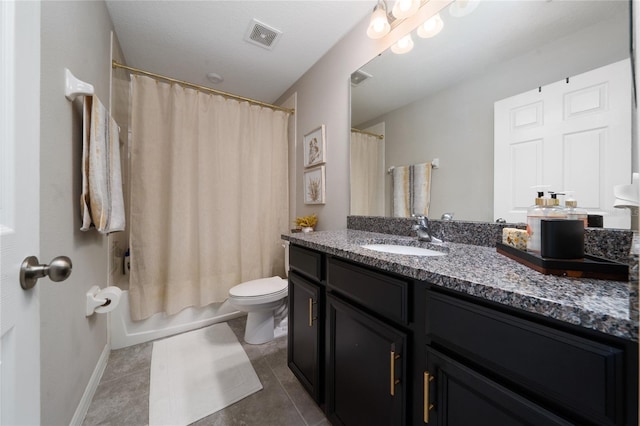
327;257;408;325
426;290;624;425
289;244;323;282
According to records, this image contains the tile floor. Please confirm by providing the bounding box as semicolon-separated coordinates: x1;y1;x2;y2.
82;316;327;425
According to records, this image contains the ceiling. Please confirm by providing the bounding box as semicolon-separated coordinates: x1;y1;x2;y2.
105;0;377;104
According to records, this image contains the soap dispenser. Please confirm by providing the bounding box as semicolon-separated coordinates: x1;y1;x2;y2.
526;189;548;253
527;190;567;253
547;192;568;217
549;191;560;205
563;191;588;228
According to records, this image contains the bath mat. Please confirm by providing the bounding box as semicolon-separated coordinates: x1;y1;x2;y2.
149;322;262;425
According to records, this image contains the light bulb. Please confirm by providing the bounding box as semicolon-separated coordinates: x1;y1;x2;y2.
392;0;420;19
367;6;391;39
391;34;414;54
417;13;444;38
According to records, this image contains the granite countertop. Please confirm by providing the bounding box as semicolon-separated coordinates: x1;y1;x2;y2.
284;229;638;341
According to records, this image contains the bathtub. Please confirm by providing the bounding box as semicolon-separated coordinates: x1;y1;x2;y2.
109;290;244;349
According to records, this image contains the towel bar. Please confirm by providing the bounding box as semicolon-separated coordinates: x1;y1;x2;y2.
388;159;439;174
64;68;94;101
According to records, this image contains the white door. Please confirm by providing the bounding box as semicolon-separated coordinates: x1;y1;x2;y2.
494;59;632;228
1;1;41;424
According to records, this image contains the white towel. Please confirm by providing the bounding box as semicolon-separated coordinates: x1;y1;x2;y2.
392;162;432;217
80;95;125;234
392;165;410;217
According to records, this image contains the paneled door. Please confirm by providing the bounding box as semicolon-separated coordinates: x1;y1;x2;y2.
494;59;631;228
0;1;42;424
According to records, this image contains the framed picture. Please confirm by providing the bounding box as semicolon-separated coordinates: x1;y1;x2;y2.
304;165;325;204
303;125;326;168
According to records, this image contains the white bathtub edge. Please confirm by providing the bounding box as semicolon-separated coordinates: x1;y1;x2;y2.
109;290;244;349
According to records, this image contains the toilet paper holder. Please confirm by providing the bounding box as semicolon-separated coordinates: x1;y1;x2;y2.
86;285;121;316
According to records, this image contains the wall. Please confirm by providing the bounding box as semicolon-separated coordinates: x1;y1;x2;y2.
362;14;629;221
40;2;117;424
277;0;453;230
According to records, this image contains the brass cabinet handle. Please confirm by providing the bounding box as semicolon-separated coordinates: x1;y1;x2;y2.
390;350;401;396
308;298;317;327
424;371;434;423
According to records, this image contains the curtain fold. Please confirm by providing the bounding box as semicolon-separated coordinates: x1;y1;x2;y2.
350;131;385;216
129;75;289;321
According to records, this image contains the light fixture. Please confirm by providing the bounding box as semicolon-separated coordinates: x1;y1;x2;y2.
391;0;420;19
417;13;444;38
367;1;391;39
391;33;414;54
449;0;481;18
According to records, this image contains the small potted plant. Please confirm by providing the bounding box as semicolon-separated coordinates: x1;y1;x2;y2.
295;214;318;233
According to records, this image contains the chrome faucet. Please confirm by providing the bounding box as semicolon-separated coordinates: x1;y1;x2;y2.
412;215;442;243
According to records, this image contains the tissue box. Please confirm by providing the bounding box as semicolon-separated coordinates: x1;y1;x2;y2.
541;219;584;259
502;228;528;250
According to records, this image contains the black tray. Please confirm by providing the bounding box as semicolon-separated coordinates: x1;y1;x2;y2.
496;242;628;281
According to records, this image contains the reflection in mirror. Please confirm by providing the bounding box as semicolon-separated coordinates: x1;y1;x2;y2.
350;0;633;229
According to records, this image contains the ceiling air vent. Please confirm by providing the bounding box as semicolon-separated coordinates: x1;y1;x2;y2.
244;19;282;50
351;69;373;87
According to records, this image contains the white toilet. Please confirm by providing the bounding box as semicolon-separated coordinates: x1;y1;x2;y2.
228;242;289;344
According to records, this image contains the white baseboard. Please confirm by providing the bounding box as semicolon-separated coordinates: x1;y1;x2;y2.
69;343;111;426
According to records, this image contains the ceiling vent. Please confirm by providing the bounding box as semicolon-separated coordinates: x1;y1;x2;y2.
351;69;373;87
244;19;282;50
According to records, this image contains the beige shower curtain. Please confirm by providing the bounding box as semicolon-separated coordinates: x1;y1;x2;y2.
350;131;385;216
129;75;289;321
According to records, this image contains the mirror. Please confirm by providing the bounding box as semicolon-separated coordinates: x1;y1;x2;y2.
350;0;632;228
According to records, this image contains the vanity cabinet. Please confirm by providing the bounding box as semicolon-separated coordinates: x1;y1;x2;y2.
286;242;638;426
288;245;324;404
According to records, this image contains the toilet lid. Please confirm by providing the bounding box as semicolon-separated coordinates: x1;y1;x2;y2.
229;276;287;298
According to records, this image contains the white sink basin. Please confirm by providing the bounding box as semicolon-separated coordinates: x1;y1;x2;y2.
361;244;446;257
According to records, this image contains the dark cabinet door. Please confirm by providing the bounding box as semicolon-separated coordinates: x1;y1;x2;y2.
424;347;573;426
288;272;323;403
327;294;407;426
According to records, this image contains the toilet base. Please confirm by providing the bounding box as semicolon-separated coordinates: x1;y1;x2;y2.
244;310;276;344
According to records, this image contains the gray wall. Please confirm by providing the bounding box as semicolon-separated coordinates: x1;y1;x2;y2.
366;15;629;221
40;2;116;423
277;1;452;230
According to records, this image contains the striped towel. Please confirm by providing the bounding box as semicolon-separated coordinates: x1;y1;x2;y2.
80;95;125;234
392;163;432;217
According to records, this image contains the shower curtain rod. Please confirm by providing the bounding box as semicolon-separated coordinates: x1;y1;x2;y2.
112;60;295;115
351;128;384;139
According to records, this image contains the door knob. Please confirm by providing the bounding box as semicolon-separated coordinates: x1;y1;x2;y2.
20;256;72;290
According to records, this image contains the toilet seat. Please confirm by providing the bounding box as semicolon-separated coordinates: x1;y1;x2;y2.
229;276;287;298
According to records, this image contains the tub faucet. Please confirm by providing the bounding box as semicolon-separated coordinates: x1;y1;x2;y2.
412;215;442;243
